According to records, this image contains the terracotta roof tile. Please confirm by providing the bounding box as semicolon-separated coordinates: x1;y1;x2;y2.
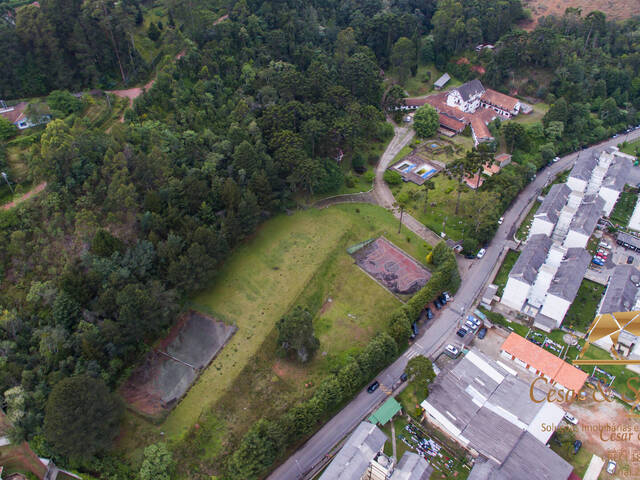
464;173;484;189
501;333;588;392
439;114;465;132
481;89;519;112
483;162;501;175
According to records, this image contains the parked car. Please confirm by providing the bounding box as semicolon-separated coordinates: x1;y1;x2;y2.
628;256;635;265
606;460;617;474
400;373;408;382
476;248;486;259
498;216;504;225
573;440;582;455
592;257;605;266
444;344;460;358
477;327;487;339
467;315;481;326
456;328;468;338
434;299;442;310
563;413;578;425
599;242;612;249
425;307;434;320
443;291;451;302
439;294;447;305
367;381;380;393
464;320;477;331
412;322;418;336
553;156;560;163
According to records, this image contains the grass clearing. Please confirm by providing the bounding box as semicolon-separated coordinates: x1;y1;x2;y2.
610;189;639;226
390;174;472;241
620;138;640;158
493;250;520;296
402;64;463;97
119;204;433;472
562;279;605;333
516;102;549;125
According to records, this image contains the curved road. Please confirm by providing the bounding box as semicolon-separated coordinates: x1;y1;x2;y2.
268;129;640;480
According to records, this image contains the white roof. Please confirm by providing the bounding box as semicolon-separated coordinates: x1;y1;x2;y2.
526;401;565;443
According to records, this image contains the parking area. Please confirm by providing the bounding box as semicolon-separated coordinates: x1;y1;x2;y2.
610;240;638;267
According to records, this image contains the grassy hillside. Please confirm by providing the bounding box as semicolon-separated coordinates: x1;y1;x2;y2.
119;204;432;470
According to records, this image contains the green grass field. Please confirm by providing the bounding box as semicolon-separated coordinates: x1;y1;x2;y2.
562;280;605;333
620;138;640;157
402;65;463;97
391;174;473;241
610;190;639;227
516;102;549;125
119;204;433;471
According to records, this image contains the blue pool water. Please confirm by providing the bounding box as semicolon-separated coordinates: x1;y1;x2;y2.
420;168;436;178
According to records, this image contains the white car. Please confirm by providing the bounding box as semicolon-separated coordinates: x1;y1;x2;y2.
498;216;504;225
599;242;612;250
563;413;578;425
476;248;486;259
553;156;560;163
606;459;617;474
444;344;460;358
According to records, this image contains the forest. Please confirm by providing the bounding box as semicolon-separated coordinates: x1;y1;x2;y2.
0;0;639;478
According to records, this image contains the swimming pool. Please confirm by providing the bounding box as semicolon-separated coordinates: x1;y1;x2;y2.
420;168;436;179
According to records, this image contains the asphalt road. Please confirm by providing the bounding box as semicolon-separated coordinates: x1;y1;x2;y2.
267;128;640;480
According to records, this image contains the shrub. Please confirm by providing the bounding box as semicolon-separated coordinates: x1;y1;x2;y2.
363;171;375;183
383;170;402;185
352;154;366;173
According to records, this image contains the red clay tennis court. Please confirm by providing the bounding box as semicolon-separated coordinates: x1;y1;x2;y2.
352;237;430;295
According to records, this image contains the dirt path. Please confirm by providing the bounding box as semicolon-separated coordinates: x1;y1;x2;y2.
107;49;187;121
2;182;46;210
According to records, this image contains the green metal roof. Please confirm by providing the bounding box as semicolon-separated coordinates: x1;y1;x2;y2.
367;397;402;425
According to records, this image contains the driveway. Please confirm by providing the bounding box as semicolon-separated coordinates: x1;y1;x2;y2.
267;128;640;480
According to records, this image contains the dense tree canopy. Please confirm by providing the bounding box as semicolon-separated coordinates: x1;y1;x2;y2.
43;376;123;461
0;0;638;477
413;104;439;138
276;306;319;362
